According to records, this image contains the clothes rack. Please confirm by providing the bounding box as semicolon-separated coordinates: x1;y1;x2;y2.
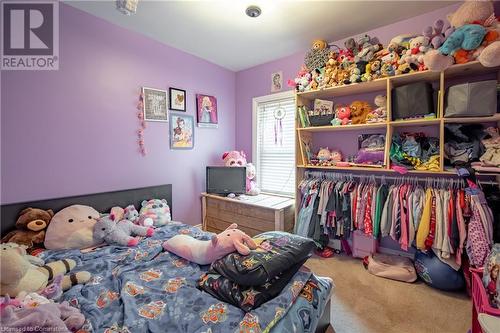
303;170;499;187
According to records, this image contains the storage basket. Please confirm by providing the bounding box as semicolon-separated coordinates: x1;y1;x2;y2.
445;80;498;118
471;268;500;333
352;230;378;258
391;82;435;121
308;114;335;126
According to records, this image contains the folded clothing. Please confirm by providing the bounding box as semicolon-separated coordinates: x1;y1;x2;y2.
198;259;307;312
209;231;315;286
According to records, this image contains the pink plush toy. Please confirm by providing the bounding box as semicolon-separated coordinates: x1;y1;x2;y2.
222;151;247;167
162;223;257;265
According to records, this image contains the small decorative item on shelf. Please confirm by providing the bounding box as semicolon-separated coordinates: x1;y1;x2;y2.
366;95;387;123
308;99;335;126
354;134;386;165
309;147;342;166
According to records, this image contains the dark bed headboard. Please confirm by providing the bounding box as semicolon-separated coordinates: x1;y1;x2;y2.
0;184;172;235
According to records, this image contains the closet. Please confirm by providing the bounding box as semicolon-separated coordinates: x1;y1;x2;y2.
294;61;500;257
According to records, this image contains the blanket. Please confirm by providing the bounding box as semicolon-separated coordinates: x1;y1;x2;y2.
41;222;333;333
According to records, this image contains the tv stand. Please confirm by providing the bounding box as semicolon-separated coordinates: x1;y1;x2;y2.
201;192;295;236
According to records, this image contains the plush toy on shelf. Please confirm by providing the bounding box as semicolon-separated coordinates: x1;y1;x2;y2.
399;35;430;71
163;223;257;265
350;100;373;124
331;105;351;126
304;39;331;73
0;243;91;297
1;208;54;252
423;19;454;49
310;147;342;166
93;213;154;247
366;95;387;123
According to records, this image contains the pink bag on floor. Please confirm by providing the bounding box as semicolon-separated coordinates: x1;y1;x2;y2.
363;253;417;283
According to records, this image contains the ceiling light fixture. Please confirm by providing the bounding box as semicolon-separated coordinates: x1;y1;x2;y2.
116;0;139;15
245;5;261;18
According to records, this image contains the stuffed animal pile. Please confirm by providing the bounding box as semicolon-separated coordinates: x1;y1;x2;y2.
289;1;500;93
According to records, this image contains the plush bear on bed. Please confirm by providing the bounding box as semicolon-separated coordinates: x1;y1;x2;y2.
139;199;171;227
163;223;257;265
93;214;154;247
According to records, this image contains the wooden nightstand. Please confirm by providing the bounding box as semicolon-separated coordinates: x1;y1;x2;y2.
201;193;295;236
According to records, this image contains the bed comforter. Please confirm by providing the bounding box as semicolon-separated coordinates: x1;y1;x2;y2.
41;222;333;333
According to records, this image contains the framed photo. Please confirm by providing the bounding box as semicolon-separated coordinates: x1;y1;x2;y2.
271;71;283;92
170;113;194;150
169;87;186;112
196;94;218;128
143;87;168;122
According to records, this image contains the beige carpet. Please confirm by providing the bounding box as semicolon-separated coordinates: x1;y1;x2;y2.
305;255;471;333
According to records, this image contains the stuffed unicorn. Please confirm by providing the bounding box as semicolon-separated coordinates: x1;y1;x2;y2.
162;223;257;265
123;205;154;227
93;214;154;247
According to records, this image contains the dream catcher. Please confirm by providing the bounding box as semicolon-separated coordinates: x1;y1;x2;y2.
273;104;286;146
136;92;147;156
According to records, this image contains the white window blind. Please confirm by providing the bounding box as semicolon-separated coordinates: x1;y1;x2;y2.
255;95;295;196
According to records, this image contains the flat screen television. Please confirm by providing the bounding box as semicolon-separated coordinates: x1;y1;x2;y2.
206;166;246;195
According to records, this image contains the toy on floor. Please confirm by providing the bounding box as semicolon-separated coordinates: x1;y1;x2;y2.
414;250;465;291
163;223;257;265
0;243;91;297
123;205;154;227
44;205;101;250
1;208;54;252
93;213;154;247
139;199;172;226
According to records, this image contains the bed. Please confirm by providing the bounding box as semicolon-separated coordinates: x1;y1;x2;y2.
1;185;334;333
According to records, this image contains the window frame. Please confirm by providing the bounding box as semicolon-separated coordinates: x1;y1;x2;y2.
252;90;295;198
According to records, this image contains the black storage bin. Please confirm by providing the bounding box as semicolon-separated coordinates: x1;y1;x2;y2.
308;114;335;126
392;82;435;121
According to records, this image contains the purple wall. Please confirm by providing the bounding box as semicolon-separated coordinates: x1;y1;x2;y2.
235;3;464;161
1;4;236;225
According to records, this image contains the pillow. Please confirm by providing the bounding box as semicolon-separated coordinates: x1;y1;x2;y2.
44;205;100;250
210;231;315;286
198;260;306;312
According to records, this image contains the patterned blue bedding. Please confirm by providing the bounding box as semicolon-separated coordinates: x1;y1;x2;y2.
41;222;333;333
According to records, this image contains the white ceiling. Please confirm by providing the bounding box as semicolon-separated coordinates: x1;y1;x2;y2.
66;0;457;71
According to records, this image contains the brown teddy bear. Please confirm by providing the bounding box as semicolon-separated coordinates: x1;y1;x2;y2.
1;208;54;251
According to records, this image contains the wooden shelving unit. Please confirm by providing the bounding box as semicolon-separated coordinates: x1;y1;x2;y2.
295;61;500;209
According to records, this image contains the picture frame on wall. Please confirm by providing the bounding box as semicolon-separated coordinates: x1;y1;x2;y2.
170;113;195;150
271;71;283;92
196;94;218;128
169;87;186;112
143;87;168;122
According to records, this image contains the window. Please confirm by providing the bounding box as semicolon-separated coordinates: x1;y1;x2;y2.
253;91;295;197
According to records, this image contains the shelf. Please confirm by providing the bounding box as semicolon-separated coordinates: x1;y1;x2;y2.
298;165;389;172
296;78;387;99
388;69;441;86
444;61;500;79
443;114;500;124
297;122;387;132
390;118;441;127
